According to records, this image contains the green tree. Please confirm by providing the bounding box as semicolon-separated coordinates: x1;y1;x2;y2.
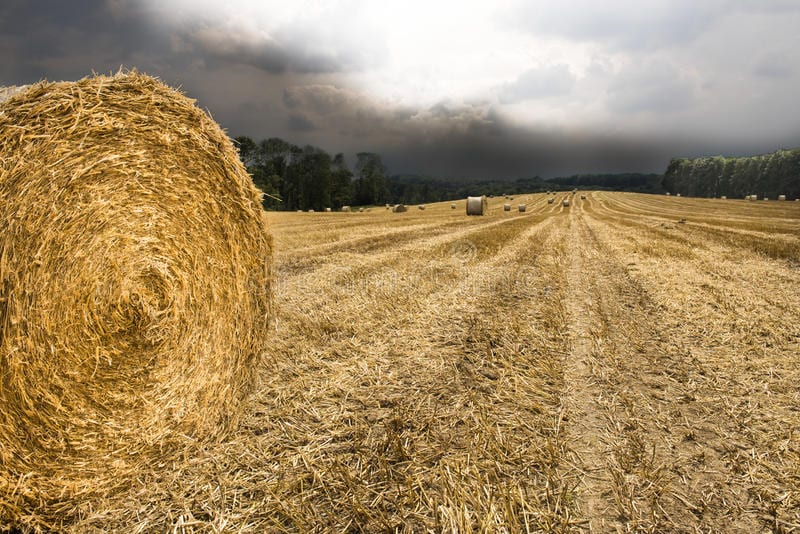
354;152;389;205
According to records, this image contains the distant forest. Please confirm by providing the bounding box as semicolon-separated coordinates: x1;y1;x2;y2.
234;136;799;209
663;149;800;199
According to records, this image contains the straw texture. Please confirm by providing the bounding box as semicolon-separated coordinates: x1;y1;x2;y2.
0;72;272;528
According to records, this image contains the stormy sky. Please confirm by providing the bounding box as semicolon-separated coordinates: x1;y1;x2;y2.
2;0;799;179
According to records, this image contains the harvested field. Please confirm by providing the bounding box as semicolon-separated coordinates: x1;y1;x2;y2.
6;192;800;532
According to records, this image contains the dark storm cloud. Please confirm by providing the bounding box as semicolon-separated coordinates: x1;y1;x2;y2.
275;83;693;178
174;24;366;75
0;0;168;84
3;1;799;180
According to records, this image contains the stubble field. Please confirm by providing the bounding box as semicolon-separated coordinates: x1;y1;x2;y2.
69;191;800;533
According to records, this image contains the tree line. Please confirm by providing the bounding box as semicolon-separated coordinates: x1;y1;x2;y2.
236;136;799;208
663;148;800;199
234;136;667;210
234;136;389;211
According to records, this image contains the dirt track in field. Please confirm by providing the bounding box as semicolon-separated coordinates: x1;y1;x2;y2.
63;192;800;533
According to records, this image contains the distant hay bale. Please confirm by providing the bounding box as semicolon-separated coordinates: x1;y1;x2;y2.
358;207;365;212
0;84;31;104
0;72;272;526
778;195;786;201
466;196;488;215
392;204;407;212
580;194;586;200
666;192;671;196
418;205;426;210
676;193;681;197
747;195;757;201
721;195;727;200
562;199;570;207
547;197;555;204
503;203;511;211
451;203;457;209
518;204;526;212
308;208;315;212
763;197;769;201
325;207;332;212
341;205;351;212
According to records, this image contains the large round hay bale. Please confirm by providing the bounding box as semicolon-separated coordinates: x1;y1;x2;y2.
0;72;272;527
392;204;407;212
466;196;487;215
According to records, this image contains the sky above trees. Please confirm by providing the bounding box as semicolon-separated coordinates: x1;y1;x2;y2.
2;0;799;178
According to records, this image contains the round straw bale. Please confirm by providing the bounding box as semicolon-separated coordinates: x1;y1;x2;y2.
450;203;456;209
466;196;487;215
503;203;511;211
0;72;272;526
392;204;407;212
518;204;526;212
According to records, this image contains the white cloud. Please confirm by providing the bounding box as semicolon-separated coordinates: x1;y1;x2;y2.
498;64;576;103
606;59;697;114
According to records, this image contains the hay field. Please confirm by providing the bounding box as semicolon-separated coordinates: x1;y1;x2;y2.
35;192;800;532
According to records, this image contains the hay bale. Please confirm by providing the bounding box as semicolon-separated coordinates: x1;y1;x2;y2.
0;72;273;527
325;207;332;212
450;203;457;209
721;195;727;200
547;197;555;204
518;204;526;212
562;199;570;207
778;195;786;201
418;205;426;210
341;205;351;212
503;203;511;211
676;193;681;197
666;192;671;196
392;204;407;212
466;196;487;215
